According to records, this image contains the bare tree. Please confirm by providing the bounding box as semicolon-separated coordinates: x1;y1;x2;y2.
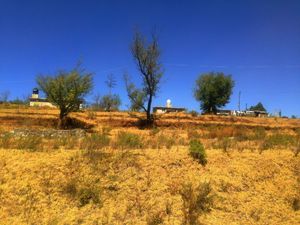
93;74;121;112
105;73;116;95
125;31;163;124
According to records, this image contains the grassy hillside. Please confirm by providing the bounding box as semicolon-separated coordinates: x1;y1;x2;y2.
0;149;299;225
0;106;299;224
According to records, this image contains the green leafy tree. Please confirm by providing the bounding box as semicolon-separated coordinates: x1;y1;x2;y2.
37;65;93;128
249;102;266;111
194;72;234;114
99;94;121;111
125;31;163;124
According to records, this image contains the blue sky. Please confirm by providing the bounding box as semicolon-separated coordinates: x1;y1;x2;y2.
0;0;300;116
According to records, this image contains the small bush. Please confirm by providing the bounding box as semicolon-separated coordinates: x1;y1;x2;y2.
78;186;101;207
180;182;214;225
189;140;207;166
62;179;77;198
115;131;143;150
147;212;164;225
292;198;300;211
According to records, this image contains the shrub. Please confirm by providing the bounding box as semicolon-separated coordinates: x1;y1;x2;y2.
81;133;110;151
115;131;143;150
189;140;207;166
292;198;300;211
146;212;164;225
62;179;78;198
78;186;101;207
180;182;214;225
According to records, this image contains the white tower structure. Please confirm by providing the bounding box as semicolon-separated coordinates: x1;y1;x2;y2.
166;99;172;108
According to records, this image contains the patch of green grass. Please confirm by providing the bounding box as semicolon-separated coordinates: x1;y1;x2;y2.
189;139;207;166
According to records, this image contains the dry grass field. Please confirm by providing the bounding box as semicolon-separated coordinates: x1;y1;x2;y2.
0;106;300;225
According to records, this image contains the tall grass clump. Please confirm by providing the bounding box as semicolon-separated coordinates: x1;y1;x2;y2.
81;133;110;151
260;133;297;153
189;139;207;166
154;134;177;149
219;137;232;154
251;127;266;140
0;133;13;149
15;136;42;151
293;139;300;157
115;131;143;150
56;136;78;150
180;182;214;225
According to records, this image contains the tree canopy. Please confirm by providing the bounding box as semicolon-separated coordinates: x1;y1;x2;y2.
194;72;234;114
37;65;93;128
98;94;121;111
249;102;266;112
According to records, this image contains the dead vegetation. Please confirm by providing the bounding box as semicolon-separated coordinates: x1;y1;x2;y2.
0;107;300;224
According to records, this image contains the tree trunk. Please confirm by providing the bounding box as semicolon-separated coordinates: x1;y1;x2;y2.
146;94;153;125
58;109;68;129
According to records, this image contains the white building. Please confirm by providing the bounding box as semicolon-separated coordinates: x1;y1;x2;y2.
29;88;56;108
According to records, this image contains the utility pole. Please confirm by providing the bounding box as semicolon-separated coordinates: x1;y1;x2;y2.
238;91;241;111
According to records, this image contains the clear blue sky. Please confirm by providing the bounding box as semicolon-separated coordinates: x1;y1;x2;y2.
1;0;300;116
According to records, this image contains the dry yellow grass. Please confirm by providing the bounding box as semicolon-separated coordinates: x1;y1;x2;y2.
1;107;300;131
0;148;299;225
0;107;300;224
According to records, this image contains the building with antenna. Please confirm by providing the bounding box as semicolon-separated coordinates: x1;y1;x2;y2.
153;99;186;114
29;88;56;108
